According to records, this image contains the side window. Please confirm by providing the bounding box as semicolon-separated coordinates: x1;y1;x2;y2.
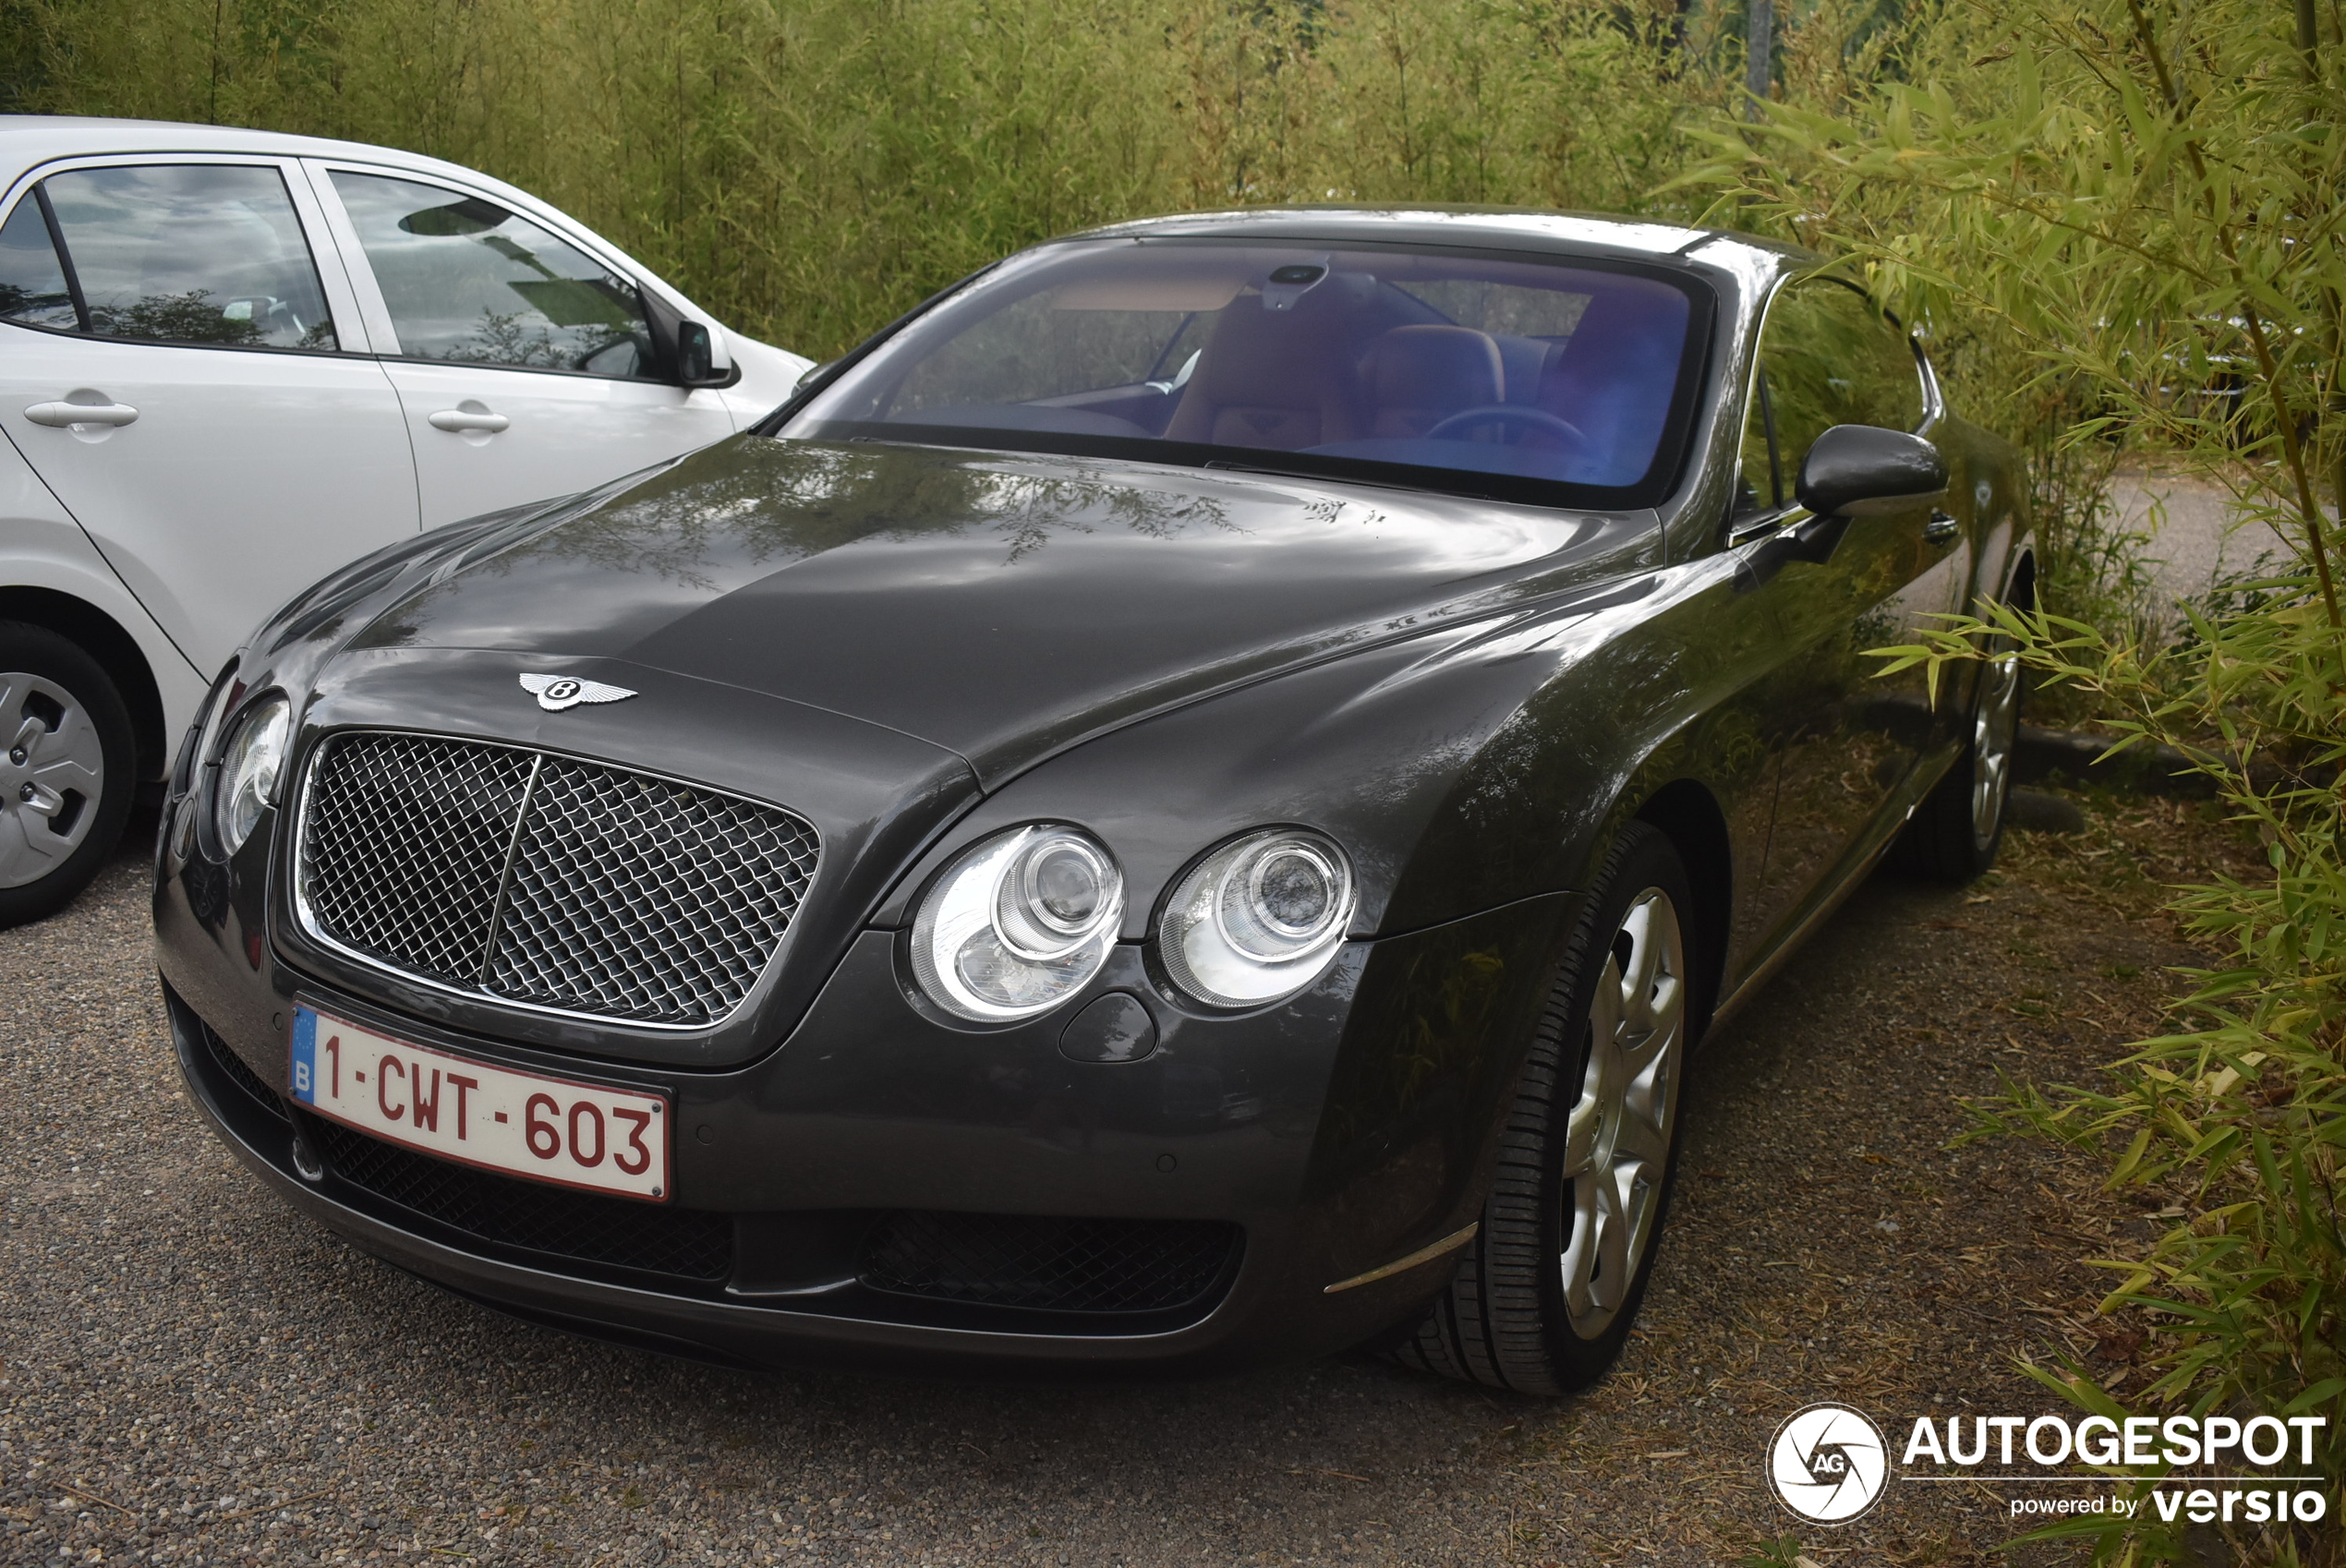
19;164;337;348
1756;277;1926;485
0;196;79;330
332;171;653;377
1735;364;1779;516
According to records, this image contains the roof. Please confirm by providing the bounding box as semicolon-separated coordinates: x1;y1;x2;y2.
0;115;536;209
1068;203;1811;267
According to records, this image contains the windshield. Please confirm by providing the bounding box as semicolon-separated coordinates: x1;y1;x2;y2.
782;238;1711;507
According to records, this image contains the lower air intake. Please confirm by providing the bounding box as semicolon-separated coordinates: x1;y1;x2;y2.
857;1211;1240;1314
197;1014;289;1123
310;1118;732;1282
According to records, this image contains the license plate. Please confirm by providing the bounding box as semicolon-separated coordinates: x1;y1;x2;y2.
289;1006;671;1201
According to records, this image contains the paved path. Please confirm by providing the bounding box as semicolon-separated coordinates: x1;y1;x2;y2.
2110;468;2292;610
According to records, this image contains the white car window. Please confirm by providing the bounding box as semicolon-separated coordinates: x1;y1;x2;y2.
331;171;654;378
0;199;79;330
5;164;338;350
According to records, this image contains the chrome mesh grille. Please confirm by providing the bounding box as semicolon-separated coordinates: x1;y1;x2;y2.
489;757;819;1023
297;732;817;1027
301;734;535;985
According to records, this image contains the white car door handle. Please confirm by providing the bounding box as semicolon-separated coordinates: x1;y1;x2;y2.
25;401;139;428
429;409;510;433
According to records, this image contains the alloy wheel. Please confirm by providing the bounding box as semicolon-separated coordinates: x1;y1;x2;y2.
1557;887;1687;1339
0;671;106;890
1970;653;2022;846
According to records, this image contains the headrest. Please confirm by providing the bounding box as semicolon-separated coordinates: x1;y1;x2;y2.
1162;288;1369;449
1360;326;1505;413
1185;293;1348;404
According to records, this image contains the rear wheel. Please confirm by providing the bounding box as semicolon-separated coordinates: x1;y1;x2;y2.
1887;632;2022;883
1387;822;1695;1393
0;622;135;927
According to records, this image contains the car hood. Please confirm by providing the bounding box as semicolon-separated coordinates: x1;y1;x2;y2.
349;436;1653;787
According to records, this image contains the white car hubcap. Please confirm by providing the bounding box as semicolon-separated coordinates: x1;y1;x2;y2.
0;672;106;890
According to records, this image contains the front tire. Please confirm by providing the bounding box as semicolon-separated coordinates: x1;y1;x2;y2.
0;623;135;927
1387;821;1696;1393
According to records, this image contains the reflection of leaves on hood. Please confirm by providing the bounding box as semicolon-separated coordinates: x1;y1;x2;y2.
328;476;660;651
485;437;1253;585
983;461;1247;562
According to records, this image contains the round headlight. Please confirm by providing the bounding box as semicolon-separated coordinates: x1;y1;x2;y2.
912;826;1123;1021
211;694;291;856
1157;828;1356;1007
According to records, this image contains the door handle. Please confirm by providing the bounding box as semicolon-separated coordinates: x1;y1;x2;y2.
1923;510;1961;544
25;401;139;428
429;408;510;433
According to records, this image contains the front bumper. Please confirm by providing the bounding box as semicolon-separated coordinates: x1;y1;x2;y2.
159;802;1571;1376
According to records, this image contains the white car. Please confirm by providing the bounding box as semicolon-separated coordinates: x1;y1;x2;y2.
0;116;812;923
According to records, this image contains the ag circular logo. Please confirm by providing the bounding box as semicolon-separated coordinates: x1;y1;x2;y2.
1768;1402;1889;1524
542;678;582;702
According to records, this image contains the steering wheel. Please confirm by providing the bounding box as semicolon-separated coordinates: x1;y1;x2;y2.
1423;404;1589;451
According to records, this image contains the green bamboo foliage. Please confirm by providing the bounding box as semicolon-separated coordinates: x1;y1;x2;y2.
1692;4;2346;1561
8;0;1797;356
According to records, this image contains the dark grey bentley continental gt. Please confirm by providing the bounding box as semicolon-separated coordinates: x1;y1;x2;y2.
157;206;2028;1392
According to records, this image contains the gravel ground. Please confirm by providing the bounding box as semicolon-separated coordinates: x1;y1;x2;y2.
0;791;2255;1567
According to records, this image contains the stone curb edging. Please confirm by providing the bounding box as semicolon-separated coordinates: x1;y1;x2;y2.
2010;724;2330;800
2013;724;2214;797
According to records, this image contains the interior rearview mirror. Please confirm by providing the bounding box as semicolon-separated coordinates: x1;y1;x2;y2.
1794;425;1948;518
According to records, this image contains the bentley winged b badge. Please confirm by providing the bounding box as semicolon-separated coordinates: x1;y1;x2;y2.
519;673;637;712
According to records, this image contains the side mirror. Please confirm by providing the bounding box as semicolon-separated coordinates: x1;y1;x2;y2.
1794;425;1948;518
676;321;718;385
640;290;733;386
